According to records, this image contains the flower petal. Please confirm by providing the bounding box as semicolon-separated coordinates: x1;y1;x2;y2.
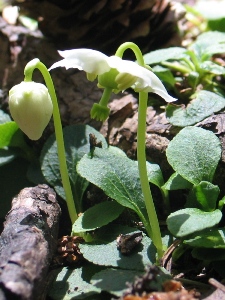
49;48;176;103
49;49;111;75
133;67;177;102
108;56;176;102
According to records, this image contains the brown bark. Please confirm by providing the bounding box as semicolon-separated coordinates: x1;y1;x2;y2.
0;184;61;300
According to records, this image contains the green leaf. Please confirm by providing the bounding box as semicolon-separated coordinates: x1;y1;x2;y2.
166;208;222;237
0;121;35;165
166;91;225;127
184;228;225;248
91;266;172;297
77;147;149;225
0;148;17;166
185;183;220;211
91;268;144;297
166;126;221;185
152;66;176;88
146;161;165;188
200;61;225;75
72;201;124;233
47;266;101;300
185;187;199;209
0;122;19;148
143;47;186;65
218;196;225;210
79;225;156;270
189;31;225;60
162;172;193;190
208;18;225;32
41;124;107;213
107;145;127;156
193;181;220;211
0;120;35;163
192;248;225;261
187;71;199;89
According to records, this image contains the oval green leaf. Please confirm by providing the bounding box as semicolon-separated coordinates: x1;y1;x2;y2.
167;208;222;237
80;235;155;270
72;201;124;233
184;228;225;249
162;172;193;190
91;268;143;297
79;225;156;270
166;126;221;185
41;124;107;212
166;91;225;127
77;147;148;223
48;266;101;300
143;47;186;65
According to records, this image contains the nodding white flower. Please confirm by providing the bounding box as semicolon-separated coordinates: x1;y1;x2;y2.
9;81;53;140
49;49;176;103
49;49;111;81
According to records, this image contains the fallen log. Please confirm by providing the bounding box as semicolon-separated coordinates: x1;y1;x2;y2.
0;184;61;300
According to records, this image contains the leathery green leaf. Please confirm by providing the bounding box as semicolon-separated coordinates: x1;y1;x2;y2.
166;126;221;185
72;201;124;233
77;147;149;225
167;208;222;237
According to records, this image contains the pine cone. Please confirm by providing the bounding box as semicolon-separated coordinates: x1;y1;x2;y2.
12;0;185;55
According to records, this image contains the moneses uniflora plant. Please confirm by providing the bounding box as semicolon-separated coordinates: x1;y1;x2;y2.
8;42;176;259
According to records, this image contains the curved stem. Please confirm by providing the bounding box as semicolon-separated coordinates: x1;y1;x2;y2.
115;42;145;66
24;59;78;224
115;43;163;258
138;92;163;259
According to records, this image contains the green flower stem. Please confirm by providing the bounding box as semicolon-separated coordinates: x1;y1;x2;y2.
99;87;113;107
24;58;78;223
138;91;163;259
116;42;163;258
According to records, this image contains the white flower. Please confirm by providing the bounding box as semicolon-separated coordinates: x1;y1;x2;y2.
49;49;111;80
49;49;176;103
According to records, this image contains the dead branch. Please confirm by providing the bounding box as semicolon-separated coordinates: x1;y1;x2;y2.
0;184;61;300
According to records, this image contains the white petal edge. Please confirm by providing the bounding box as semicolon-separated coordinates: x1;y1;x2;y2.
49;49;111;75
108;56;177;102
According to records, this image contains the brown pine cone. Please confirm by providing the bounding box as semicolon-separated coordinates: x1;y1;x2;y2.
12;0;185;55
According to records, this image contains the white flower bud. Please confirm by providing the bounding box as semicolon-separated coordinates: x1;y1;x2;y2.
9;81;53;140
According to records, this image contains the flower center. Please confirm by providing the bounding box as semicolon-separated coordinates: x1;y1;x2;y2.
98;68;119;90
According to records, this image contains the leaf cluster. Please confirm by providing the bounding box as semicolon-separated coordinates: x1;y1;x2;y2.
37;124;172;297
39;124;225;296
143;31;225;126
164;126;225;275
